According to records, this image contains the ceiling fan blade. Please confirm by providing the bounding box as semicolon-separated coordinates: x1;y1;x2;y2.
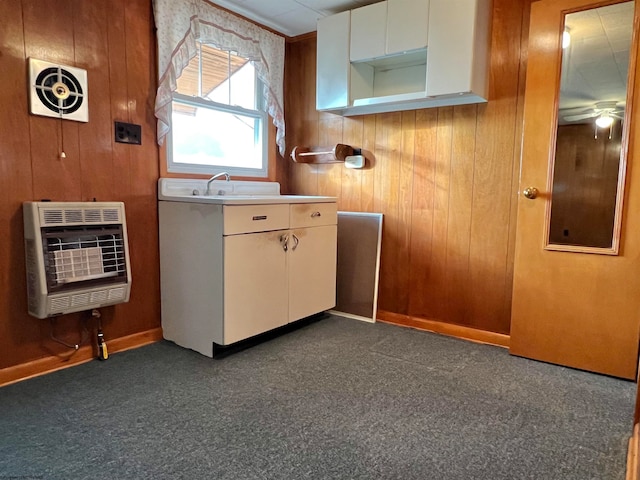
563;112;597;121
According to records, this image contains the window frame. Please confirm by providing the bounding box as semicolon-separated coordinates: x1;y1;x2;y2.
166;48;269;178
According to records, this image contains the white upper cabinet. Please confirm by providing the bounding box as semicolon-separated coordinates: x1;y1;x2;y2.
349;2;387;62
386;0;429;56
316;0;491;115
316;10;351;110
426;0;490;97
350;0;430;62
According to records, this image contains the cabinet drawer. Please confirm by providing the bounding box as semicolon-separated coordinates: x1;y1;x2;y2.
223;204;289;235
290;203;337;228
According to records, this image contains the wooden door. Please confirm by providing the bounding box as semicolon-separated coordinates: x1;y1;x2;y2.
510;0;640;379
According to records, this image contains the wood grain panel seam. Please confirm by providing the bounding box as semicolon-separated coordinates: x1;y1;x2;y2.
20;0;36;198
400;111;416;313
466;105;480;323
502;0;531;331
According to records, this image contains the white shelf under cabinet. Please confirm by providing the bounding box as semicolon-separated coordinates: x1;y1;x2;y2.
350;50;427;105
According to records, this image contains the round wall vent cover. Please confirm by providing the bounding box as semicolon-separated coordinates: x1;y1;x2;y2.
29;58;88;122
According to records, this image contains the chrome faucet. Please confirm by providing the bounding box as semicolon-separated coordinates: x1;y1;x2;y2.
205;172;230;195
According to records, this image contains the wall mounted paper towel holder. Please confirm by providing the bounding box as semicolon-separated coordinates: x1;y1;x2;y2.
291;144;365;169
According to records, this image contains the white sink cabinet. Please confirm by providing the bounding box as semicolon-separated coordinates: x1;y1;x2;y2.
288;203;337;322
158;183;337;357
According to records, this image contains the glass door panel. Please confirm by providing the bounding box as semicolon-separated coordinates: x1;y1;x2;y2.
546;1;634;253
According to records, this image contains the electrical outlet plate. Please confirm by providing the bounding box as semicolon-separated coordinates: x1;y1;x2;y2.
114;121;141;145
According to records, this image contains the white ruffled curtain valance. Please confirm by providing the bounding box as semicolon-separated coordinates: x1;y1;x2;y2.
152;0;286;155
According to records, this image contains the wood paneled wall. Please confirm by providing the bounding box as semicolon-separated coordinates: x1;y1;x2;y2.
0;0;160;371
284;0;529;335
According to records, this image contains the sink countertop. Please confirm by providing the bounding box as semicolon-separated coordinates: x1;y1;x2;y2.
158;178;336;205
158;194;337;205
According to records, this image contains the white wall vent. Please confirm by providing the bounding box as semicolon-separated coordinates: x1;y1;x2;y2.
23;201;132;318
28;58;88;123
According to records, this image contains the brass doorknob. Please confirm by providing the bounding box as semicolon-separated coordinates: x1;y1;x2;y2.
523;187;539;199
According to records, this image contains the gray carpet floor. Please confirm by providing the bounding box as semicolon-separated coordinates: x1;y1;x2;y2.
0;315;635;479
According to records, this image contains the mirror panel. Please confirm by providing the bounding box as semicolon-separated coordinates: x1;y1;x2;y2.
547;1;634;252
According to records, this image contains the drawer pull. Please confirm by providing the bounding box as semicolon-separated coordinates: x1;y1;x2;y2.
311;211;321;218
252;215;267;221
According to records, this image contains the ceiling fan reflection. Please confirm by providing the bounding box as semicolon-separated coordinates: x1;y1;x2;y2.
562;101;624;124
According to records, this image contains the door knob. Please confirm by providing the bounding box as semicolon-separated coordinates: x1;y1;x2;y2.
523;187;539;200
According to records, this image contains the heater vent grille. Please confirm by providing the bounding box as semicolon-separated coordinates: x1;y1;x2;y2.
103;209;120;222
84;209;102;223
71;293;90;307
64;210;83;223
50;297;70;312
43;210;64;224
109;287;125;300
90;290;108;303
24;201;131;318
40;206;123;226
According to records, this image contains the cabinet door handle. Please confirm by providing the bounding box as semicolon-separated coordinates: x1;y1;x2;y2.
311;211;321;218
291;234;299;251
252;215;267;221
280;234;289;252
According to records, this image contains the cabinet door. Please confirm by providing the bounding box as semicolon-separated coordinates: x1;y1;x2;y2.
386;0;429;55
426;0;487;97
288;225;337;322
350;1;387;62
224;230;288;344
317;11;351;110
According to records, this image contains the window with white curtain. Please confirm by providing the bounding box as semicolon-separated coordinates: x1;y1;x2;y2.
152;0;286;178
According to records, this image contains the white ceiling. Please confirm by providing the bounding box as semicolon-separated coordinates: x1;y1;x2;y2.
208;0;383;37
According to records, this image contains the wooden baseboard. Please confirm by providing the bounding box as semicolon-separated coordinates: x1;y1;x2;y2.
627;424;639;480
376;310;510;348
0;327;163;388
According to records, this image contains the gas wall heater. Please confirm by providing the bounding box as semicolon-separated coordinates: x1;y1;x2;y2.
23;202;132;319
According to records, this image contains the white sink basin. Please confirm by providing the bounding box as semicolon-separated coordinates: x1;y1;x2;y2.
163;194;336;205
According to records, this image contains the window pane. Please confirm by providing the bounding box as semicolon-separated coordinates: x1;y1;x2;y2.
171;101;262;169
206;62;256;110
175;44;255;109
171;42;265;177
